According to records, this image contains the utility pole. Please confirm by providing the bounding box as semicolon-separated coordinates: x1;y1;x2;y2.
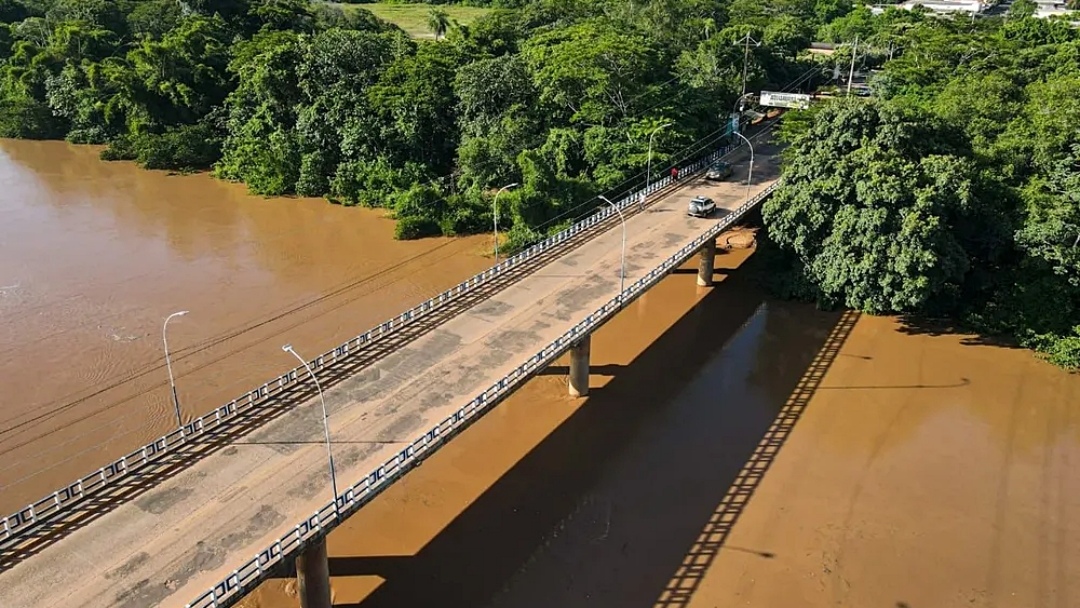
847;36;859;95
737;31;761;97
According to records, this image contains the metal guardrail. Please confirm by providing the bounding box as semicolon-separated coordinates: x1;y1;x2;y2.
0;140;741;547
185;179;783;608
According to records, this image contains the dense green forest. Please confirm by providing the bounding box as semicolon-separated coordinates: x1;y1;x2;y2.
0;0;814;246
0;0;1077;367
761;8;1080;367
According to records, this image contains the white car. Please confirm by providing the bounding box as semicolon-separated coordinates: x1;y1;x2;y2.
687;195;716;218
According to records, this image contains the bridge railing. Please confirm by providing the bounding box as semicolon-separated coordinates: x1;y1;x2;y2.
185;179;783;608
0;139;743;546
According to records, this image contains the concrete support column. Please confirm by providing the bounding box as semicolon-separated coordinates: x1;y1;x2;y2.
697;238;717;287
568;334;591;398
295;538;331;608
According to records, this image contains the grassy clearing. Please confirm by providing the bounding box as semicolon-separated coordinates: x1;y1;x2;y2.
336;3;494;38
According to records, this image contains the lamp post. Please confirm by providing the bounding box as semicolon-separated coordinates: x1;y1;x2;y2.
847;36;859;96
732;131;755;202
282;344;340;517
162;310;188;427
732;92;754;116
493;183;518;265
729;92;754;144
597;195;626;296
645;122;671;211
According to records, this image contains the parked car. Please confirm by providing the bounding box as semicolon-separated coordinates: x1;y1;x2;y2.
687;195;716;218
705;161;733;181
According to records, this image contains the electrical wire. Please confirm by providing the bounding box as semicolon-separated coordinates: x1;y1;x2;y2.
0;56;819;493
0;238;463;434
0;127;752;466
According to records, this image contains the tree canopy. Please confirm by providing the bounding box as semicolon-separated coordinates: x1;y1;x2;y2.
0;0;826;244
3;1;1077;366
763;9;1080;368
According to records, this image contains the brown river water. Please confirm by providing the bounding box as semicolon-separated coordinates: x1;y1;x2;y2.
0;139;489;511
3;139;1080;607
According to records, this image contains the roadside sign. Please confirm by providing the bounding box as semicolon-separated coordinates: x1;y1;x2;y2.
759;91;811;110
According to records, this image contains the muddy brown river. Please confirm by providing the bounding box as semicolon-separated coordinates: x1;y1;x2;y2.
2;139;1079;607
0;139;488;511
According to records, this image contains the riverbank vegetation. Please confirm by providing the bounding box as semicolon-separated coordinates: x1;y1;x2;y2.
1;1;1077;366
0;0;819;247
762;11;1080;368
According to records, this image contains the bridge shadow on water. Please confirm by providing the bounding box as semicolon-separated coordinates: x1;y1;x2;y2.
0;172;704;572
328;258;859;608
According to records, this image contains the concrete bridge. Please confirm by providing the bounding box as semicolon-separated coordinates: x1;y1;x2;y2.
0;136;783;608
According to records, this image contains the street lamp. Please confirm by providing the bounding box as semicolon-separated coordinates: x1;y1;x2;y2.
732;131;755;202
645;122;671;211
847;36;859;96
597;195;626;296
493;183;518;266
162;310;188;427
732;92;754;116
282;344;340;517
729;93;754;144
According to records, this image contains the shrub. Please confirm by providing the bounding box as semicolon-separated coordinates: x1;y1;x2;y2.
395;215;441;240
102;123;223;172
0;97;65;139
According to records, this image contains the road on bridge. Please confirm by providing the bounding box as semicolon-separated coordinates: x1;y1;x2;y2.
0;142;783;608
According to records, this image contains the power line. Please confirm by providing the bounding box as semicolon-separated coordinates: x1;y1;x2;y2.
0;117;789;488
2;62;821;440
0;238;463;435
0;57;815;491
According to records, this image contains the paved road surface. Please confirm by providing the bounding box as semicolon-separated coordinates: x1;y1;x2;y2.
0;145;782;608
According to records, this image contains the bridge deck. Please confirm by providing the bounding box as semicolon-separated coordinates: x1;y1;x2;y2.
0;146;780;608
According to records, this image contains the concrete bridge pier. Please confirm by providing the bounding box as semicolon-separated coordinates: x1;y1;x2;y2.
568;334;592;397
697;238;717;287
295;538;331;608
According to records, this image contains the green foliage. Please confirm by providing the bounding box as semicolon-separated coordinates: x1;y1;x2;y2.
10;0;1073;370
0;0;811;244
1014;142;1080;286
765;11;1080;368
311;4;395;32
775;106;821;144
1031;329;1080;370
329;156;430;207
765;100;986;313
367;41;463;172
520;19;662;126
101;122;223;171
0;95;62;137
127;1;183;38
427;7;450;39
0;1;30;23
395;215;442;240
1008;0;1037;19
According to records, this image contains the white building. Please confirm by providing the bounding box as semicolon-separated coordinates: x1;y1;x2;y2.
1032;0;1076;19
869;0;986;14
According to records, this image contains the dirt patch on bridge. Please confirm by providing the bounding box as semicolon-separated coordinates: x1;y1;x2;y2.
720;226;757;250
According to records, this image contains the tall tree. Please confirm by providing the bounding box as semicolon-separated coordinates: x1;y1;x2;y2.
763;99;1004;313
427;7;449;40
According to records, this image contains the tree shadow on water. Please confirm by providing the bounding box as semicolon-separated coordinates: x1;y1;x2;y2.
329;264;859;608
894;314;1023;350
